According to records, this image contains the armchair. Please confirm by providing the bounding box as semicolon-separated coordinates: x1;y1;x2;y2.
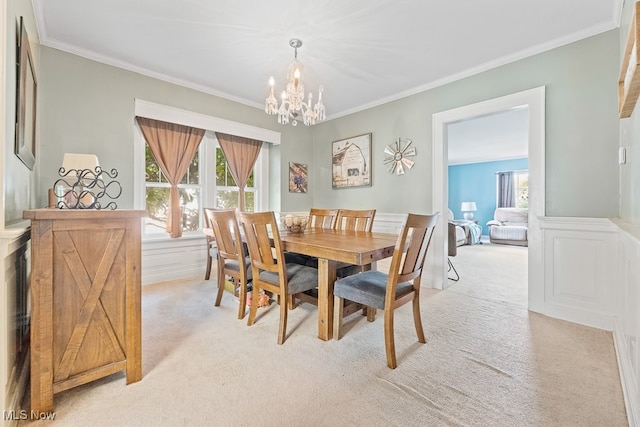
486;208;528;246
447;209;466;247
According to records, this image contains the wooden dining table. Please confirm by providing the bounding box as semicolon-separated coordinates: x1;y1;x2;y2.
280;228;398;340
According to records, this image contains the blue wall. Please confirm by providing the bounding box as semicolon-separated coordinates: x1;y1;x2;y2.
449;158;528;235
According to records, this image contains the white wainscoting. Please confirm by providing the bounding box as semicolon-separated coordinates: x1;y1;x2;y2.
142;236;208;285
611;219;640;427
539;217;618;331
369;213;407;234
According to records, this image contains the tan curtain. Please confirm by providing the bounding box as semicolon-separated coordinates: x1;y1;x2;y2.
215;132;263;211
136;117;205;238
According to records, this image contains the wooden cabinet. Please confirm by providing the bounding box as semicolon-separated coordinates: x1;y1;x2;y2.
23;209;145;413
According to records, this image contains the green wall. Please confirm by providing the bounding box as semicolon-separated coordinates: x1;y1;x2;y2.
312;30;620;217
37;46;317;212
38;29;620;219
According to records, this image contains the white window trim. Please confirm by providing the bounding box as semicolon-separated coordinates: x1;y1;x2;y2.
134;99;278;241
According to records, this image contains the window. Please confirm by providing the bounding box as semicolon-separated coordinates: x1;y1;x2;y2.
142;131;263;236
514;171;528;208
134;99;277;240
215;147;255;212
144;145;202;235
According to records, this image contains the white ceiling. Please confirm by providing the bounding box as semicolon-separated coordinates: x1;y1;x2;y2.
447;107;529;165
32;0;621;163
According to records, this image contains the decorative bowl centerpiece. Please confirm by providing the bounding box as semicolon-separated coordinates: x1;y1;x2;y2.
281;214;308;233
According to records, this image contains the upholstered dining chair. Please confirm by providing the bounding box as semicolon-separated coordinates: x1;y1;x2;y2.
205;208;252;319
308;208;339;230
333;212;439;369
237;211;319;344
203;226;216;281
334;209;376;277
286;208;340;306
335;209;376;232
285;208;340;267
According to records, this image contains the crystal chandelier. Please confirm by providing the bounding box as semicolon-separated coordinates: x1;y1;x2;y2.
265;39;326;126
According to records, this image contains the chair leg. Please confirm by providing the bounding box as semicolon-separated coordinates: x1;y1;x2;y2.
412;292;426;344
277;291;288;345
447;258;459;281
366;307;377;322
333;295;344;340
237;280;247;319
214;260;225;307
247;285;260;326
205;251;212;280
383;309;397;369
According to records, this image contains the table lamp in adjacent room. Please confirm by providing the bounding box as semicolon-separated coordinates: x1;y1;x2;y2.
461;201;477;220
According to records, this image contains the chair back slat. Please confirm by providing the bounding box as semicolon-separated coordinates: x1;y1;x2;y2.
388;213;440;290
308;208;339;230
336;209;376;232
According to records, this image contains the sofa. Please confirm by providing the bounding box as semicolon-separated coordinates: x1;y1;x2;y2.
486;207;528;246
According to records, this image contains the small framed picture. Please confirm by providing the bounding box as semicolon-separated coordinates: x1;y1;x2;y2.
332;133;372;189
289;162;308;193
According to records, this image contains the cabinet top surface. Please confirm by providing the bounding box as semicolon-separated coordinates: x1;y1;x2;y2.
24;209;146;220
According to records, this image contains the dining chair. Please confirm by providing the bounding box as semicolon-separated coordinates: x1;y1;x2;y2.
334;209;376;277
335;209;376;232
237;211;319;344
203;227;216;281
308;208;339;230
205;208;252;319
284;208;340;267
286;208;340;306
333;212;440;369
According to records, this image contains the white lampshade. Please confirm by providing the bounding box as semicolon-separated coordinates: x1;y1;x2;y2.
61;153;100;171
461;201;477;220
461;202;477;212
59;153;101;207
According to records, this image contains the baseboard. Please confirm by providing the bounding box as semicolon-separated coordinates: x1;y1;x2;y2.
614;316;639;427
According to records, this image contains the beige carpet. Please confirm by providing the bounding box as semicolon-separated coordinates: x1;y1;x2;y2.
20;242;628;426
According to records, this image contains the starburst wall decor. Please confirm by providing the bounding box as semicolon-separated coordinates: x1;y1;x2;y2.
383;137;416;175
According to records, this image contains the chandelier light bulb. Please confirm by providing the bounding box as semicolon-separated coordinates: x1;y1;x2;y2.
265;76;278;114
264;38;326;127
294;68;301;88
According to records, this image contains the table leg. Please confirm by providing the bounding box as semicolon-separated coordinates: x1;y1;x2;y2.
317;258;337;340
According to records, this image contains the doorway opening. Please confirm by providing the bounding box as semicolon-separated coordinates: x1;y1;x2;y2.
432;87;545;313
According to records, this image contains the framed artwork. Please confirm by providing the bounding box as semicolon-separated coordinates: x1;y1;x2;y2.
15;17;37;170
289;162;308;193
332;133;371;189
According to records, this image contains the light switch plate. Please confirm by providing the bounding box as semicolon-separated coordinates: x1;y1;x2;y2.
619;147;627;165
